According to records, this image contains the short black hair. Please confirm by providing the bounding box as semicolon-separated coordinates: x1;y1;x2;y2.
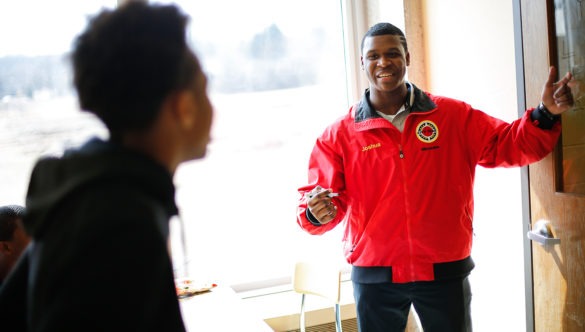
0;205;25;241
361;22;408;55
72;2;201;136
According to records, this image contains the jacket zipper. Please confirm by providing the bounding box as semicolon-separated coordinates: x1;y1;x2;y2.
398;142;414;280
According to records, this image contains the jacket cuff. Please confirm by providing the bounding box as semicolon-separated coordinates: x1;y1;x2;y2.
530;103;560;130
305;209;323;226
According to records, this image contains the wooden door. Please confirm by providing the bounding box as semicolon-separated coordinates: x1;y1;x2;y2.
518;0;585;331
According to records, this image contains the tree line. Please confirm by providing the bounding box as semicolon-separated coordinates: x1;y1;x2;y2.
0;24;322;101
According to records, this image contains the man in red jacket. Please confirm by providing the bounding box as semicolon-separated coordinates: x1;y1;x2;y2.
297;22;574;331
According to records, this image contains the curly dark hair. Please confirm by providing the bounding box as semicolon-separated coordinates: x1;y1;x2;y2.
360;22;408;55
71;1;201;136
0;205;26;241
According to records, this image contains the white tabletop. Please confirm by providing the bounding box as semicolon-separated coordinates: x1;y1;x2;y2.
179;286;274;331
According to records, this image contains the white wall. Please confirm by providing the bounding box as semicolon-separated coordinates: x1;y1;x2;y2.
422;1;526;331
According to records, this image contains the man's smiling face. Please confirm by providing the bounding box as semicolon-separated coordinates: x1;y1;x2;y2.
361;34;410;94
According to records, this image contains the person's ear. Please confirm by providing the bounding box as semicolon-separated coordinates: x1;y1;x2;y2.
406;52;411;67
360;56;364;70
172;90;197;130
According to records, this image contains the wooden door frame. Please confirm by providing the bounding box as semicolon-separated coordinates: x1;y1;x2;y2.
513;0;559;331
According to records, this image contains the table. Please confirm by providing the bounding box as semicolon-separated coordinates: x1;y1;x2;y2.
180;286;274;331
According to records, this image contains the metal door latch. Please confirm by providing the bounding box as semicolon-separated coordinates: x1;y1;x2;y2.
527;219;561;246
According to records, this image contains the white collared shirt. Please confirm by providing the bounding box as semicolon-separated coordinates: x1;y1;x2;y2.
376;105;409;132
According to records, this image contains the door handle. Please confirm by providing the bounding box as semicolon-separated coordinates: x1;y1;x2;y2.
527;219;560;246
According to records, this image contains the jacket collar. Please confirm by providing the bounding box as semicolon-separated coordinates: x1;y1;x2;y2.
354;82;436;123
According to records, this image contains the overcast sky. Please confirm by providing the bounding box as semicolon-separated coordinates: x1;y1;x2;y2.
0;0;342;57
0;0;117;56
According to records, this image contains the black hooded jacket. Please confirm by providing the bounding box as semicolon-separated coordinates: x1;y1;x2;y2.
0;138;186;331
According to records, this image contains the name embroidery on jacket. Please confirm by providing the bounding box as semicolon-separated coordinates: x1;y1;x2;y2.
362;142;381;152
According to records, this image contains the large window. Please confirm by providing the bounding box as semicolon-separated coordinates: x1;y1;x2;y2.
161;0;351;288
0;0;351;291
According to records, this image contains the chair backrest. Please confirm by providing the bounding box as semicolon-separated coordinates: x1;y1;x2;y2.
293;261;341;303
293;261;343;332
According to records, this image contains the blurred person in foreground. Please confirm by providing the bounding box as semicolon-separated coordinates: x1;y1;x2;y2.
0;205;30;288
297;22;574;332
0;2;213;331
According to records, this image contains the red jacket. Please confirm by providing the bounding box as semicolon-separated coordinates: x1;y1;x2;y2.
297;84;560;283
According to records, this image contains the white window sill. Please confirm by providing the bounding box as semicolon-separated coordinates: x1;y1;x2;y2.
238;279;356;331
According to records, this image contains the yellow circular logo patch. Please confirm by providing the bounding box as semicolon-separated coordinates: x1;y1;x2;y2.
416;120;439;143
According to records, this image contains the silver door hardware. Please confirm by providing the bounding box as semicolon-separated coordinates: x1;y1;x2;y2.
527;219;561;246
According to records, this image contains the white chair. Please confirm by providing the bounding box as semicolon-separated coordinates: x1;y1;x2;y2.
292;261;343;332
